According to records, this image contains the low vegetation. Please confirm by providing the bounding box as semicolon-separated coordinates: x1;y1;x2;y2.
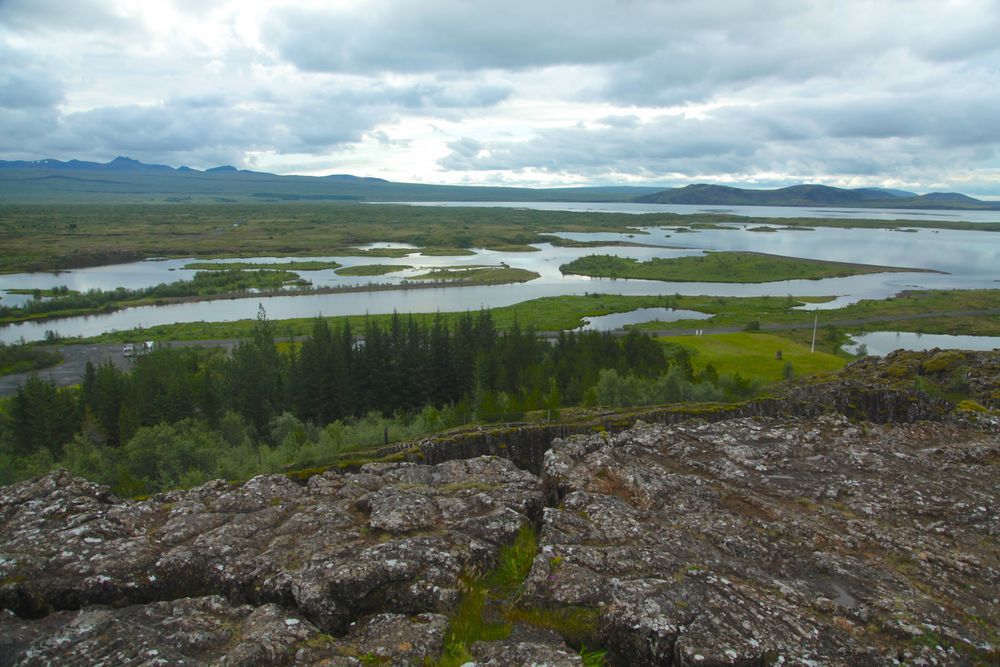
630;289;1000;338
0;270;308;324
5;286;79;297
0;202;645;273
0;341;62;376
0;309;762;495
334;264;411;276
62;288;1000;350
183;260;342;271
437;524;606;666
4;202;994;274
559;251;932;283
543;236;671;249
658;332;846;383
409;266;539;283
417;247;478;256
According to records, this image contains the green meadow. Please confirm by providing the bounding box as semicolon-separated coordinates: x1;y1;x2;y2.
659;332;846;383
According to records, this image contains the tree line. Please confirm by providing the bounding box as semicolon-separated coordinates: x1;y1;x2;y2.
0;308;759;494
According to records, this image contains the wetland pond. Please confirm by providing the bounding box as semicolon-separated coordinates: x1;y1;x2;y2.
1;205;998;343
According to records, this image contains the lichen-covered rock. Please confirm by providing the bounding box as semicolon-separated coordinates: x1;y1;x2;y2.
4;351;1000;665
294;612;449;666
529;416;1000;665
0;456;541;663
471;624;584;666
0;595;324;667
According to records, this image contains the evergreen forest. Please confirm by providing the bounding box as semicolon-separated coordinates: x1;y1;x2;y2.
0;308;759;495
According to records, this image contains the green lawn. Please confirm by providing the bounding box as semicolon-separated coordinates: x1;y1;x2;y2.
560;251;934;283
659;332;847;383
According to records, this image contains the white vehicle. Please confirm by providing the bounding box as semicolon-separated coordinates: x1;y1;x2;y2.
123;341;155;357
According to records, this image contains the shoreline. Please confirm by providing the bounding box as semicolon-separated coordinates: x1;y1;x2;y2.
0;273;541;327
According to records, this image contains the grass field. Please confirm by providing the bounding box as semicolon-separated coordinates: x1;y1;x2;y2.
560;251;934;283
660;332;847;382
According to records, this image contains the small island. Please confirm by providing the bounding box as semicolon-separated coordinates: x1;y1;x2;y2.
409;265;539;284
335;264;411;276
559;251;939;283
183;260;343;271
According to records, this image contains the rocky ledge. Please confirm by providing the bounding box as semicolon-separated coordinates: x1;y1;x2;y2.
1;365;999;664
530;416;998;665
1;458;541;665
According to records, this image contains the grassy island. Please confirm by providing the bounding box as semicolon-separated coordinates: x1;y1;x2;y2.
335;264;411;276
559;251;936;283
410;266;539;284
0;270;309;324
183;260;342;271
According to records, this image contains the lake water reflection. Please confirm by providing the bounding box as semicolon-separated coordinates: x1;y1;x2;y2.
1;204;997;343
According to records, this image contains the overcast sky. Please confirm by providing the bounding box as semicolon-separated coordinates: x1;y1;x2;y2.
1;0;999;195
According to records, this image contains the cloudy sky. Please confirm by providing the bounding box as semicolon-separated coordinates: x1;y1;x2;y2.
1;0;999;195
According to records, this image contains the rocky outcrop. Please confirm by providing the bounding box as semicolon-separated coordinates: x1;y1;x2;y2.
407;350;996;477
1;596;326;666
528;415;999;665
1;457;540;665
471;625;584;665
802;348;1000;411
3;350;999;665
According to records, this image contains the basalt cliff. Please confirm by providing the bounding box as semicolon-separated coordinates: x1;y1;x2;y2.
2;350;998;665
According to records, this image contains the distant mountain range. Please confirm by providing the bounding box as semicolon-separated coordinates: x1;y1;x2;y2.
634;183;997;210
1;156;998;209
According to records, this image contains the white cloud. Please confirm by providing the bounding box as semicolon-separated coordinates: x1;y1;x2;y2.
0;0;996;193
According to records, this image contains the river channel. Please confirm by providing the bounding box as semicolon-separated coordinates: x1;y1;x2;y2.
1;204;998;343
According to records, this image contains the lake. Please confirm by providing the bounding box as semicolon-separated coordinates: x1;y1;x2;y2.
1;204;997;343
577;307;712;331
395;201;1000;223
845;331;1000;356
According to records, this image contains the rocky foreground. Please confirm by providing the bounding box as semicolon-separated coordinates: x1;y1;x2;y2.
2;355;999;665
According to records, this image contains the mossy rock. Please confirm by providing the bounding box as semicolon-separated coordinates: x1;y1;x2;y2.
884;362;913;379
956;399;987;413
284;466;329;483
921;350;966;374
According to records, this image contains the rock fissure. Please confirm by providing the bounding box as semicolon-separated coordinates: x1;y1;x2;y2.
2;350;999;665
1;458;545;664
